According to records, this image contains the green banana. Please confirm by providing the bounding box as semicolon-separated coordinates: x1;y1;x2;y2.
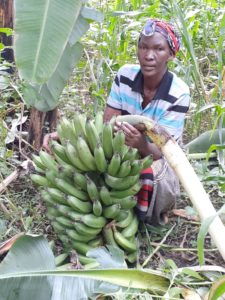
45;169;58;186
107;152;121;176
103;203;120;219
78;254;97;265
86;175;99;201
33;165;45;174
121;214;139;238
55;253;69;267
114;210;129;222
84;261;100;269
58;234;71;246
59;117;77;143
51;141;71;165
74;222;102;236
55;178;88;201
73;113;86;137
94;142;107;173
41;190;55;206
67;195;92;214
102;122;113;159
65;229;93;242
112;130;126;155
126;251;137;263
123;147;140;161
51;221;65;233
71;240;93;256
104;174;139;190
93;199;103;217
113;227;137;253
94;111;103;134
111;195;137;210
73;172;87;191
85;118;99;153
88;235;103;247
140;155;153;169
39;150;58;172
65;141;89;172
76;136;96;171
31;174;50;187
80;214;107;229
32;154;46;170
99;185;112;206
109;181;142;198
56;216;74;228
102;225;118;248
116;209;133;228
47;187;67;205
129;160;143;176
116;160;132;177
67;210;84;221
47;207;61;218
55;204;72;216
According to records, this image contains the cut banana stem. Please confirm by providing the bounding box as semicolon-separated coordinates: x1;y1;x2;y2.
115;114;225;261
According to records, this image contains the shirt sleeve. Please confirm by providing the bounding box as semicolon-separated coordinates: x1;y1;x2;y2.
107;72;122;110
158;93;190;140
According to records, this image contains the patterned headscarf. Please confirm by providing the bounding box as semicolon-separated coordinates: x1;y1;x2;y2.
140;19;181;55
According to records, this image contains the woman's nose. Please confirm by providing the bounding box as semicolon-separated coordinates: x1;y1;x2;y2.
145;49;154;60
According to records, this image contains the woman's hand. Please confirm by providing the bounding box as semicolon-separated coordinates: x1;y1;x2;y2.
42;131;59;153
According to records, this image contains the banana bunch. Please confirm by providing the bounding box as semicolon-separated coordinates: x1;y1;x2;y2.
31;111;153;266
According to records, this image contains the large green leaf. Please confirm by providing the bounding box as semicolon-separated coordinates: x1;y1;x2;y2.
14;0;83;84
0;235;170;299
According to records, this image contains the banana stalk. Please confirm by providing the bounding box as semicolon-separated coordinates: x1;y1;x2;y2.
115;115;225;261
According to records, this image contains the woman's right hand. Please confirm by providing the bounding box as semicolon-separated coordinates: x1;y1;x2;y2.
42;131;59;153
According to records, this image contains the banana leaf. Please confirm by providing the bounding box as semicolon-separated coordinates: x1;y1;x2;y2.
0;235;170;300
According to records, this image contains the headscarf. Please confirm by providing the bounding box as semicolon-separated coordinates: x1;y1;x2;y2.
140;19;181;55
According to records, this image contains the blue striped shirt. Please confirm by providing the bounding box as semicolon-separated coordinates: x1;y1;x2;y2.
107;64;190;140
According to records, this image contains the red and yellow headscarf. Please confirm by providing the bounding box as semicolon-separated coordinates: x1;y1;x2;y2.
140;19;181;55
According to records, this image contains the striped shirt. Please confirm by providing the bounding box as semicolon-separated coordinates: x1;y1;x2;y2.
107;64;190;140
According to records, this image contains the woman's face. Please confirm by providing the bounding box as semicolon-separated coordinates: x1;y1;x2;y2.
137;32;174;78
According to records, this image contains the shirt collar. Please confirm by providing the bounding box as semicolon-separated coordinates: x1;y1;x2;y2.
132;69;173;100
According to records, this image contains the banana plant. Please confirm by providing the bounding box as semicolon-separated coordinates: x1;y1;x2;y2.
13;0;103;112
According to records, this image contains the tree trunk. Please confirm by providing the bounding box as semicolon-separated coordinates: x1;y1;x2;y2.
28;108;59;151
0;0;14;67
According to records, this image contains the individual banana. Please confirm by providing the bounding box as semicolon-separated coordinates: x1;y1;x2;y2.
76;136;96;171
122;147;139;161
31;174;50;187
116;160;132;177
109;181;142;198
55;178;88;201
78;254;98;265
55;204;72;216
39;150;58;172
86;175;99;201
99;185;112;206
112;226;137;253
88;235;103;247
67;195;92;214
47;187;67;205
93;199;103;217
107;152;121;176
94;111;103;134
84;261;100;269
59;117;77;143
73;113;86;137
112;130;126;155
65;141;89;172
104;174;139;190
73;172;87;191
65;229;93;242
102;122;113;159
51;221;65;233
111;195;137;210
85;118;99;153
102;203;120;219
94;142;107;173
116;209;133;228
55;253;69;267
67;210;83;221
129;160;143;176
74;222;102;237
140;155;153;169
71;240;93;256
51;140;71;165
126;251;137;263
41;190;55;206
56;216;74;228
102;225;118;248
121;214;139;238
58;164;75;179
45;169;58;187
80;214;107;229
114;210;129;222
32;154;46;171
47;206;61;218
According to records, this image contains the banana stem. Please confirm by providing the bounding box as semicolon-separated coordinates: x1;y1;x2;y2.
115;115;225;261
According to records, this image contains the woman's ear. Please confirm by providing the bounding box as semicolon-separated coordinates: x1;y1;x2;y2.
167;50;175;62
